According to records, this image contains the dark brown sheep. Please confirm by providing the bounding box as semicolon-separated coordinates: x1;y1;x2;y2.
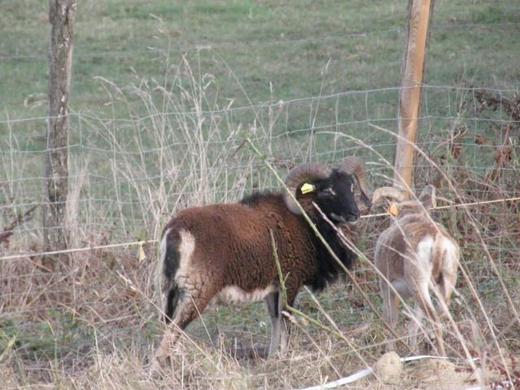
154;157;371;365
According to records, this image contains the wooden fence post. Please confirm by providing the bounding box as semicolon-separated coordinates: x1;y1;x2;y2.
43;0;77;269
393;0;434;194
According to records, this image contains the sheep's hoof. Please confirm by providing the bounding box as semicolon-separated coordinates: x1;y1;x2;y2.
145;359;162;380
148;350;173;376
147;356;171;380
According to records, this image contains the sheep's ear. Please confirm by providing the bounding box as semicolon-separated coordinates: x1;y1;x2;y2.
418;184;436;209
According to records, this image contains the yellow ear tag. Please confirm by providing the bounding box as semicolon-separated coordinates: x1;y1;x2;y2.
138;242;146;262
388;203;399;217
300;183;315;195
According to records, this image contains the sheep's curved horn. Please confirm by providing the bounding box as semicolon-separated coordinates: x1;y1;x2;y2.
338;156;372;207
372;186;407;205
284;163;331;214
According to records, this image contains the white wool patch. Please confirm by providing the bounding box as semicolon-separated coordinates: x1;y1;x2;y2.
174;230;196;288
415;235;435;303
439;236;460;287
159;229;171;268
213;285;276;305
416;236;434;276
156;228;171;291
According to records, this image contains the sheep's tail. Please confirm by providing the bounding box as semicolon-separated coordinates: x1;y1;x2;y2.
155;227;181;323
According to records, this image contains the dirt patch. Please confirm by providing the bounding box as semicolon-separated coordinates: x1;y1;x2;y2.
403;358;473;390
374;352;402;385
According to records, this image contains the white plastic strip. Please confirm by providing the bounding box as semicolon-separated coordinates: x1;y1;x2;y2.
296;355;487;390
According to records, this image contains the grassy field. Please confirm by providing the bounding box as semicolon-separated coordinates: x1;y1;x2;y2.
1;0;519;118
1;0;519;389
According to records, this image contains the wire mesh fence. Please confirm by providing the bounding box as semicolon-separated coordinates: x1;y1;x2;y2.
1;84;518;247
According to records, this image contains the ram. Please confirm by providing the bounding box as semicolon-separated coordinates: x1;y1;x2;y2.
372;185;459;356
154;157;371;365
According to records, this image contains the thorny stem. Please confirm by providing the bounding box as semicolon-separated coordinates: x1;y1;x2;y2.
270;229;288;307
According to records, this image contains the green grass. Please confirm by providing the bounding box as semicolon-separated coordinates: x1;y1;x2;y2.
1;0;518;119
0;311;95;362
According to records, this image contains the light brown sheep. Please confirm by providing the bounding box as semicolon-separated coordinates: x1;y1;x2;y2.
373;185;459;356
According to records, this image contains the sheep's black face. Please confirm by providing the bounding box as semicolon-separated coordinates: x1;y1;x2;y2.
312;170;360;224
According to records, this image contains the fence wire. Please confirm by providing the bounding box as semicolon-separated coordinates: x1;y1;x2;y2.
1;84;518;245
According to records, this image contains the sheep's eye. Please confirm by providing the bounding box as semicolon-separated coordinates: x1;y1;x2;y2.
321;187;336;197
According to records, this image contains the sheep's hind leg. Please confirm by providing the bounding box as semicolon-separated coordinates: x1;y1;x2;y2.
155;291;209;367
381;283;400;352
436;267;458;319
410;287;446;356
408;303;425;352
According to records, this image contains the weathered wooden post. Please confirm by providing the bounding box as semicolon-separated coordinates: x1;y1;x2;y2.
394;0;434;194
43;0;77;269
